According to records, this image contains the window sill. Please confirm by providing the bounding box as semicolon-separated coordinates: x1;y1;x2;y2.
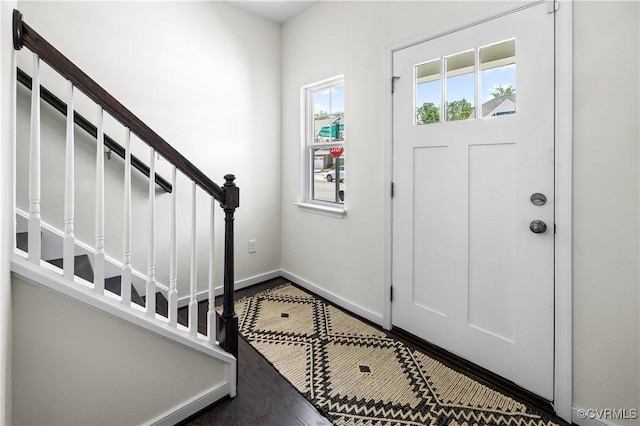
294;202;347;219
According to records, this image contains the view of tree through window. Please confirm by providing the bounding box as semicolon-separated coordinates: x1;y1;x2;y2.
416;59;441;124
446;50;475;121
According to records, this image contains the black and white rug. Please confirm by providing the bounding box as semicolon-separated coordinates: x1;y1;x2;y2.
234;284;560;426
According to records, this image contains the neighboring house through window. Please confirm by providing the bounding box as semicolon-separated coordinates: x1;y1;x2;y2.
298;75;346;217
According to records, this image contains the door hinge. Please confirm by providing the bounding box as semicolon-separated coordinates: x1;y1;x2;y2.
554;223;557;234
391;182;395;198
390;286;393;302
547;0;559;13
391;76;400;94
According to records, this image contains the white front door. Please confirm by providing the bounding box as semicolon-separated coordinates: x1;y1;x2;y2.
391;2;555;399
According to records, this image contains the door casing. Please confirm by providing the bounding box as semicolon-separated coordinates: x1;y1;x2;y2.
382;0;573;421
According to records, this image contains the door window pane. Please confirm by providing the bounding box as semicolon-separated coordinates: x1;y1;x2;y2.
480;39;516;117
445;50;475;122
415;59;441;125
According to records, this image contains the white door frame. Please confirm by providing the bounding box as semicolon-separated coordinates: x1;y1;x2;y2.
382;1;572;421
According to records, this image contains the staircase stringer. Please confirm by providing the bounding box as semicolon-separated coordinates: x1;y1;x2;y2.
11;253;237;389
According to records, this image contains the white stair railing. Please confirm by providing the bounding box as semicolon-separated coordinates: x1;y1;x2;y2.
63;81;75;280
189;182;198;337
94;106;105;294
208;198;216;344
121;128;132;306
28;53;41;264
146;149;156;317
168;165;178;327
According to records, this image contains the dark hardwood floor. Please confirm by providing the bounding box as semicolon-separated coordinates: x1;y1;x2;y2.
179;277;569;426
178;278;332;426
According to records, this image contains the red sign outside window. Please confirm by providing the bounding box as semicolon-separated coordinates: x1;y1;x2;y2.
329;146;344;158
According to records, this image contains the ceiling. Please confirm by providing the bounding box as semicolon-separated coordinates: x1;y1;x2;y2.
227;1;316;23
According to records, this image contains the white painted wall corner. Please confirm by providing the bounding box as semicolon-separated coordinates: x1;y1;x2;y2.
280;269;384;326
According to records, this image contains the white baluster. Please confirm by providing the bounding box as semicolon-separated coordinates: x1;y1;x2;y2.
94;106;105;294
28;53;41;264
63;81;75;280
168;166;178;327
121;128;132;306
189;181;198;336
146;149;156;317
207;197;216;344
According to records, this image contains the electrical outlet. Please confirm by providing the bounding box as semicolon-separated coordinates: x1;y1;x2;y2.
248;239;257;253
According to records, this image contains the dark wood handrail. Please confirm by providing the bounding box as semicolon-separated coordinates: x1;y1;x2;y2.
13;10;224;202
17;68;173;193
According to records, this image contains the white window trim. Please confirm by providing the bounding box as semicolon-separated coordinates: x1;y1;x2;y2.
297;75;346;218
294;201;346;219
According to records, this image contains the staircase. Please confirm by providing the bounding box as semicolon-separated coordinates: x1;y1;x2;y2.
7;9;238;425
15;227;183;320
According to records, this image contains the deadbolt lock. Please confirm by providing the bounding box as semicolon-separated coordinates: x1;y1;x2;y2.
530;193;547;206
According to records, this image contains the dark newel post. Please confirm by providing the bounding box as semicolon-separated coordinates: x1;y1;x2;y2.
218;174;239;360
13;9;24;50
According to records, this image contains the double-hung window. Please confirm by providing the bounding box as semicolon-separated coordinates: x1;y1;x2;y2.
299;76;345;217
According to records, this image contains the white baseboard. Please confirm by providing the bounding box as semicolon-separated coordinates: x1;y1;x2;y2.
280;269;384;326
235;269;283;291
177;269;283;308
572;406;639;426
176;269;385;327
150;381;232;426
573;409;608;426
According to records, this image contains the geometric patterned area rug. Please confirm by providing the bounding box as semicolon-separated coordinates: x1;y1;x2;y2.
234;284;561;426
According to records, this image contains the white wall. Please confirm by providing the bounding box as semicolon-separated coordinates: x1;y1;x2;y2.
11;275;229;425
15;1;282;297
281;0;639;423
572;2;639;424
281;0;493;320
0;1;17;424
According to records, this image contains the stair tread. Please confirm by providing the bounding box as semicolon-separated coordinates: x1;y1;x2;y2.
104;276;145;306
177;301;210;335
106;276;186;322
47;254;94;283
16;232;28;252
